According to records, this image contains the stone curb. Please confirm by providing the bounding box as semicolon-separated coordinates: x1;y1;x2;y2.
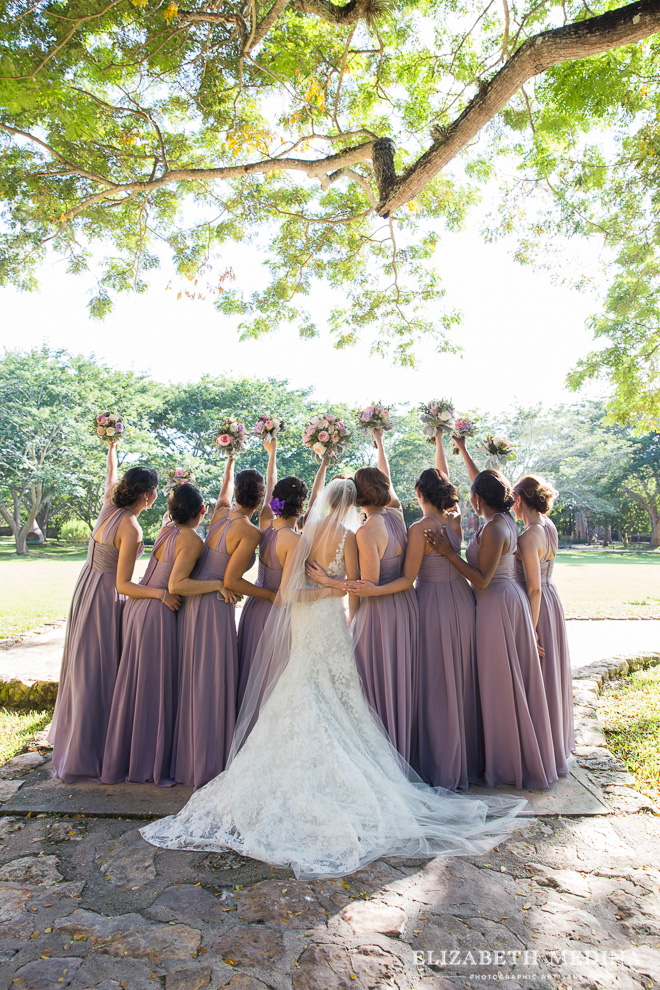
572;650;660;815
0;617;66;651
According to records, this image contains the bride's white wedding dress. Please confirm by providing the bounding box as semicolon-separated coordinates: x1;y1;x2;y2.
141;502;530;879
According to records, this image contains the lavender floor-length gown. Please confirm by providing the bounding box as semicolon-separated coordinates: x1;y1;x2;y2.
415;520;481;790
516;519;574;773
101;524;179;787
352;511;419;764
171;514;242;789
467;513;557;790
50;504;142;782
236;524;282;709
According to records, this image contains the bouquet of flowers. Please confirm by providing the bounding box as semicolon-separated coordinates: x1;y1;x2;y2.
355;402;394;446
476;434;517;470
419;399;455;443
91;412;125;443
302;413;350;463
254;413;286;442
215;416;248;456
164;466;195;496
451;415;478;452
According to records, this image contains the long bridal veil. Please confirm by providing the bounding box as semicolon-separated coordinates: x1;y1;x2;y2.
229;475;361;759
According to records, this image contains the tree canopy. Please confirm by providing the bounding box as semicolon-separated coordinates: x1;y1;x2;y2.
1;1;659;424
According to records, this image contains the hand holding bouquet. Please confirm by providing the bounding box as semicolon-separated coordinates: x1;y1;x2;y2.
254;413;286;443
451;415;478;453
164;466;195;496
215;416;247;456
91;412;126;444
355;402;394;446
419;399;455;443
476;434;516;470
302;413;350;463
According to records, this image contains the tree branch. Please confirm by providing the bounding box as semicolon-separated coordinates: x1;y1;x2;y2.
377;0;660;217
294;0;390;26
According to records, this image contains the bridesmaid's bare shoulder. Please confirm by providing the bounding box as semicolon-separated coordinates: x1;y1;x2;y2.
176;527;204;551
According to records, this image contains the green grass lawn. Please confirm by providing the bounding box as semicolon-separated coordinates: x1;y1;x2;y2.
598;665;660;805
0;537;659;637
0;707;53;764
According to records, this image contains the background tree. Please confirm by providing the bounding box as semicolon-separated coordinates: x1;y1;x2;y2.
1;1;660;424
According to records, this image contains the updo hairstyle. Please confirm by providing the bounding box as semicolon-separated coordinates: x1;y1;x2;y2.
168;483;204;524
415;468;459;512
235;469;266;511
514;475;557;514
471;469;515;513
354;467;390;508
271;476;308;519
112;467;159;509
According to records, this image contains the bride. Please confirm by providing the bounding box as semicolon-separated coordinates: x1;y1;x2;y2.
141;477;530;878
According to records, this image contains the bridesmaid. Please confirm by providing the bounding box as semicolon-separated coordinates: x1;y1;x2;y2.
344;428;480;790
311;431;418;763
50;446;157;782
426;439;557;791
101;494;184;786
158;483;240;790
514;475;574;774
236;436;309;709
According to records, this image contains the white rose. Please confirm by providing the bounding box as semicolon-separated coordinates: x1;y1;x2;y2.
106;427;116;436
319;419;329;429
312;442;327;457
438;411;453;423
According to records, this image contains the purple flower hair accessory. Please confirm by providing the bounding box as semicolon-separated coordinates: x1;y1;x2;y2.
270;497;286;517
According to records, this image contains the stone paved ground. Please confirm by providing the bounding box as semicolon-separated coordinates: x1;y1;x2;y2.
1;656;660;989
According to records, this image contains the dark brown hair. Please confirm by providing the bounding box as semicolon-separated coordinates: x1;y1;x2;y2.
471;469;515;513
514;475;557;514
354;466;390;508
168;483;204;524
112;467;158;509
272;476;308;520
234;469;265;511
415;468;459;511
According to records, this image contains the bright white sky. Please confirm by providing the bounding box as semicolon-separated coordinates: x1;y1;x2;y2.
0;214;606;416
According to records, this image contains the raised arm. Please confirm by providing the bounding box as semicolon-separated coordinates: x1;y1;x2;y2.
425;518;505;591
374;430;401;509
103;441;119;502
214;454;235;517
435;430;450;479
305;456;328;518
452;435;480;484
259;438;277;528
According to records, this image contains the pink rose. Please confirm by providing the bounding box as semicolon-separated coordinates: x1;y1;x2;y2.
383;410;390;417
218;434;231;446
255;422;264;434
96;427;104;436
366;406;374;417
431;404;439;414
98;415;108;426
318;430;330;442
265;420;273;430
175;468;185;477
338;421;345;430
332;433;339;442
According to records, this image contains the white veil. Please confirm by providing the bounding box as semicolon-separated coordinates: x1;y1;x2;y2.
228;476;360;761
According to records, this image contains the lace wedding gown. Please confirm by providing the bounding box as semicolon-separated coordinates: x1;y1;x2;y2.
141;532;530;878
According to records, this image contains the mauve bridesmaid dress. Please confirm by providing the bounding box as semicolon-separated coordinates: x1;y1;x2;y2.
50;503;143;782
352;511;419;764
101;523;179;787
171;513;243;789
467;512;557;790
236;523;283;709
515;518;574;774
414;520;482;790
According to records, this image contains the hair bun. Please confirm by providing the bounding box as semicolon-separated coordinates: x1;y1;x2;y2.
272;476;308;519
514;475;557;514
472;469;515;515
112;467;159;508
235;469;266;511
415;468;459;511
168;483;204;524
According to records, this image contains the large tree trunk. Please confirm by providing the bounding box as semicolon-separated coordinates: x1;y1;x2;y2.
651;511;660;548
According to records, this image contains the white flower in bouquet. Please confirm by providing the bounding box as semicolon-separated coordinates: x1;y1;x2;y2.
303;412;351;463
419;399;455;443
215;417;248;456
476;433;516;470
